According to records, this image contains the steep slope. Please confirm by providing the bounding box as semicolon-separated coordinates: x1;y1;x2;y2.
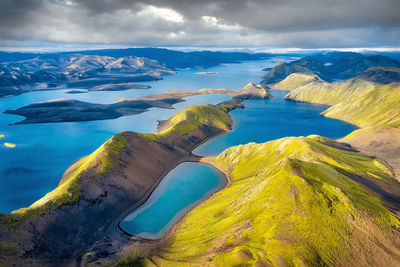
321;83;400;128
261;52;400;85
138;136;400;266
0;100;251;265
341;128;400;178
269;73;326;90
354;66;400;84
284;69;400;180
285;78;400;128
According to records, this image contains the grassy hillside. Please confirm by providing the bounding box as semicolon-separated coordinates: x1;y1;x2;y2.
285;76;400;128
271;73;325;90
322;83;400;128
285;79;377;106
139;104;234;140
13;104;234;219
13;133;129;218
340;128;400;179
136;136;400;266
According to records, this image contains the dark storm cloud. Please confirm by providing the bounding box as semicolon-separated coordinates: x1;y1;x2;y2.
0;0;399;49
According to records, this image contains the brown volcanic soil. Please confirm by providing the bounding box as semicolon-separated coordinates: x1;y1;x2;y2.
0;83;270;266
340;128;400;180
0;124;228;266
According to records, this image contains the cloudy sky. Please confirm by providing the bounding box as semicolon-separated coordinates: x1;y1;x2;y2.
1;0;399;51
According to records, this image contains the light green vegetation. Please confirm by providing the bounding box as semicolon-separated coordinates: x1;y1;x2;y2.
147;136;399;266
285;77;400;128
164;104;232;135
3;142;16;148
13;133;128;219
0;241;20;255
138;104;233;140
12;104;234;219
0;214;23;230
285;78;377;106
322;83;400;128
272;73;325;90
238;82;271;98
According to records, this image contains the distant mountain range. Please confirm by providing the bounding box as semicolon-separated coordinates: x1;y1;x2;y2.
0;48;269;98
0;54;175;97
0;48;269;69
261;51;400;85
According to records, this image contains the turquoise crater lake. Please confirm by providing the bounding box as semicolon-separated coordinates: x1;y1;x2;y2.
120;90;357;238
119;162;226;240
0;58;283;212
0;56;357;240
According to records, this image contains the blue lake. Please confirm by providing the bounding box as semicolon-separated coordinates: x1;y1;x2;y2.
119;90;357;238
194;90;358;156
0;57;288;212
0;54;358;240
119;162;226;239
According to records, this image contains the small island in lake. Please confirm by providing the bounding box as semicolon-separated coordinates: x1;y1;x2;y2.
0;0;400;265
3;142;16;148
195;71;218;75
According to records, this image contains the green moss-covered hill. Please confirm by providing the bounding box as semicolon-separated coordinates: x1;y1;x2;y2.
270;73;325;90
12;104;235;220
1;102;245;266
285;74;400;128
133;136;400;266
261;52;400;85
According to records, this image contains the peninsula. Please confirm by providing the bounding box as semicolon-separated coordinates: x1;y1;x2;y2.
1;52;400;267
283;67;400;177
4;83;269;124
0;48;268;98
0;84;271;266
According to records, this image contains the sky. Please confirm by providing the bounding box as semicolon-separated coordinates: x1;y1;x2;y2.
0;0;399;51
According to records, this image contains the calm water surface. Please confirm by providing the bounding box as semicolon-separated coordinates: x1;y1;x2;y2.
120;90;357;238
0;55;358;239
194;90;358;156
0;58;286;212
120;162;226;239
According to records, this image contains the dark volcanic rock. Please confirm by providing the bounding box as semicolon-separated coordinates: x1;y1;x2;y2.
4;97;184;124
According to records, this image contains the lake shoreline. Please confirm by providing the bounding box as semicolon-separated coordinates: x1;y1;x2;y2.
118;92;400;257
0;83;270;266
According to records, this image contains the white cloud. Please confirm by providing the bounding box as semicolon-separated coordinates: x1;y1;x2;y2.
138;5;184;23
201;16;244;31
0;0;399;49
